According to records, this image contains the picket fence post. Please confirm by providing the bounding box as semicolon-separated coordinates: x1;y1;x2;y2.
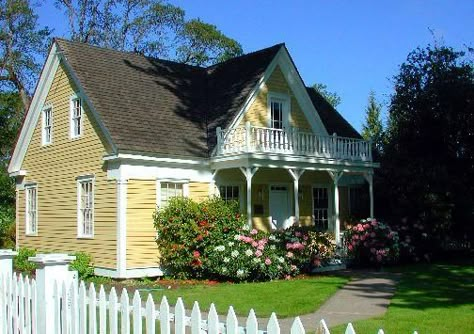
0;249;17;280
28;253;77;334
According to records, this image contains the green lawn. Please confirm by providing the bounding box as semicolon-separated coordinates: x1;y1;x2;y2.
332;261;474;334
141;275;348;318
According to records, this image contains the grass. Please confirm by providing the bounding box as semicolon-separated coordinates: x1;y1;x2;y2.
332;261;474;334
142;275;348;318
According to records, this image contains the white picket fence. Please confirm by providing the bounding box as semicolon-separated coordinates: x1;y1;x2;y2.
0;251;419;334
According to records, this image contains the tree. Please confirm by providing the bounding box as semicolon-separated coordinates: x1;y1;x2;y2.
381;44;474;242
312;82;341;108
0;0;51;110
361;91;384;157
55;0;243;66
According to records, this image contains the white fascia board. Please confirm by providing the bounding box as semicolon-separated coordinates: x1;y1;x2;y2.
9;170;27;177
103;153;210;166
277;48;329;136
8;43;61;174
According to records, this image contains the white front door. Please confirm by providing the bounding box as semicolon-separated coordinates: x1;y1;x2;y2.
269;185;291;229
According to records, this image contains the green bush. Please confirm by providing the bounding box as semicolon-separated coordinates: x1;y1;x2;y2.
70;252;95;279
0;206;16;248
14;247;37;275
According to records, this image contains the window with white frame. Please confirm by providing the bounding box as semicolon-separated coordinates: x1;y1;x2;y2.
313;187;329;231
25;184;38;235
77;177;94;238
219;185;240;204
270;99;284;129
71;97;82;138
42;106;53;145
159;182;185;207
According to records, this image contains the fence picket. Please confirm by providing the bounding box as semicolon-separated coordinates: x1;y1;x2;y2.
18;274;25;334
78;281;87;334
70;280;78;334
207;303;219;334
191;301;202;334
120;288;130;334
246;309;259;334
30;279;36;334
226;306;239;334
345;323;356;334
132;290;142;334
0;275;5;334
24;276;31;334
145;294;156;334
89;283;97;334
159;296;171;334
267;313;280;334
99;285;107;334
61;281;69;334
316;319;330;334
377;329;384;334
175;297;186;334
109;288;118;334
290;317;305;334
53;281;60;334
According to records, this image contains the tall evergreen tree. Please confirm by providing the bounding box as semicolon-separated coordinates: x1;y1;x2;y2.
361;91;384;157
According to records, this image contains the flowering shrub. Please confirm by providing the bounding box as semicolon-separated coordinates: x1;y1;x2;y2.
344;218;399;266
391;218;432;263
154;197;339;281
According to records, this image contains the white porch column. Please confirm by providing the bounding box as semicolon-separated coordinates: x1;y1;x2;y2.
29;253;77;334
329;171;344;245
117;179;128;278
364;173;375;218
239;167;259;227
288;169;305;225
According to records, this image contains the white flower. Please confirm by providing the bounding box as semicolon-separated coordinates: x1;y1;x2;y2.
228;241;235;247
278;257;285;263
270;245;276;250
234;234;241;240
222;267;227;273
214;245;225;252
236;269;245;277
252;257;261;263
245;249;253;256
269;235;276;241
231;250;239;258
224;257;230;263
242;225;250;231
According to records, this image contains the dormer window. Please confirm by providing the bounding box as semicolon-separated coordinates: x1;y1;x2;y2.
70;96;82;138
42;105;53;145
268;93;290;130
271;99;284;129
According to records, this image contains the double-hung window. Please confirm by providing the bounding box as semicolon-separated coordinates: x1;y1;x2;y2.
42;106;52;145
313;187;329;231
219;185;240;204
270;99;284;130
71;97;82;138
77;176;94;238
158;181;188;207
25;184;38;235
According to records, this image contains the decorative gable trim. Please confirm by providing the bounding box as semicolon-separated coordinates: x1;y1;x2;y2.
227;46;329;136
8;41;117;175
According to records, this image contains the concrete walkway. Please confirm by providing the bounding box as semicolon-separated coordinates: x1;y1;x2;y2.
238;270;401;332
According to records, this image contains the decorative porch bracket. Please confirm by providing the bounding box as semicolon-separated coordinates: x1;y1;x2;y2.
288;169;306;225
328;171;344;245
239;167;259;227
363;172;375;218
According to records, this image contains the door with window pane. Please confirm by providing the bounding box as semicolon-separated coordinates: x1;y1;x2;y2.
313;187;329;231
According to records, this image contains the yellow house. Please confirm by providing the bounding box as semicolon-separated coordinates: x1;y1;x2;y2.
8;39;378;278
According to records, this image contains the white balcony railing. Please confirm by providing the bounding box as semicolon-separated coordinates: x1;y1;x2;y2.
215;122;373;162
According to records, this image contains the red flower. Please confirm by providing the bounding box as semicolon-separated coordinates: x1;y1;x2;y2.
193;250;200;258
195;235;203;241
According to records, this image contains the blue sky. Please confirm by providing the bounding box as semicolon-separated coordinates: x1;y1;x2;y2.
37;1;473;131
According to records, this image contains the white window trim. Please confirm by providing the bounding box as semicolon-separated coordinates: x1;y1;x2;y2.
70;94;83;139
267;92;291;129
156;179;189;207
25;183;38;236
41;104;53;145
77;175;95;238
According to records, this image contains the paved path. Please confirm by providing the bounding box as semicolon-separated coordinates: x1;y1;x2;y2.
237;270;401;332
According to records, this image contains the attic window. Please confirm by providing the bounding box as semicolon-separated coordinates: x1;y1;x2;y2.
70;96;82;138
42;105;53;145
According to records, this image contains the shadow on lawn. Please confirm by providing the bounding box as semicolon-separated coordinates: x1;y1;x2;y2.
388;263;474;310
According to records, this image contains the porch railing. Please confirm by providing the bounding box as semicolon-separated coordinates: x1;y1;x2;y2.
215;122;372;162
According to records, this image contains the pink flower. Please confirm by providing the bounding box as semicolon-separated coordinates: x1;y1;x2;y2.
303;235;308;241
285;275;291;280
193;250;200;258
313;258;321;267
295;231;302;237
252;241;258;247
255;250;262;257
257;244;265;251
250;229;258;235
347;244;353;251
353;234;359;240
371;220;378;227
364;224;370;230
290;265;297;271
376;254;383;262
286;251;294;258
265;258;272;265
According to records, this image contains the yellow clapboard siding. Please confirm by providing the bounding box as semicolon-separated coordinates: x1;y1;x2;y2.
18;63;117;269
189;182;210;202
126;179;158;267
241;65;312;130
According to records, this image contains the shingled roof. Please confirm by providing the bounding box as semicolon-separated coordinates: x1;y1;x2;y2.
55;39;360;158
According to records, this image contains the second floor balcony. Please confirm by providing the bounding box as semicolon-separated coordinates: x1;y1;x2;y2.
215;122;373;162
